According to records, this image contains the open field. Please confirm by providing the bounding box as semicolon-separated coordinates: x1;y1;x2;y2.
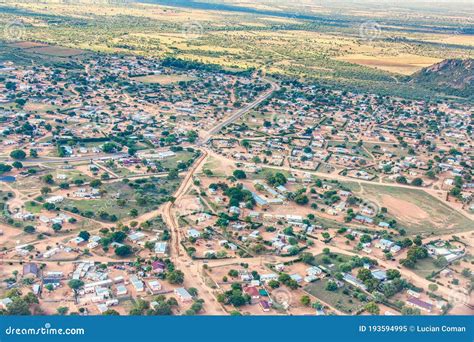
131;74;195;84
336;53;442;75
344;182;473;236
24;46;85;57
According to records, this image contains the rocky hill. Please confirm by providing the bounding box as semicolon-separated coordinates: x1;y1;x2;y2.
410;59;473;98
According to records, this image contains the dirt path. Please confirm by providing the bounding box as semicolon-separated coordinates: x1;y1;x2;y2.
158;150;227;314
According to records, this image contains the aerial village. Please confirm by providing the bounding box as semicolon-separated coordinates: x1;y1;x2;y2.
0;45;472;316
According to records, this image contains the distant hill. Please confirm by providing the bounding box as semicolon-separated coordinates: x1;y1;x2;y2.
409;59;473;98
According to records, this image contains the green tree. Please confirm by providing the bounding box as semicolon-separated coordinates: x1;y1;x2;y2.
78;231;91;241
166;270;185;284
12;161;23;169
325;280;338;291
233;169;247;179
68;279;84;302
10;149;26;160
57;306;69;315
365;301;380;315
103;309;120;315
300;295;311;306
115;245;133;257
6;297;31;315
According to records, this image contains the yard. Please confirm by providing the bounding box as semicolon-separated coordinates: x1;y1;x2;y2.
60;176;181;221
304;278;365;314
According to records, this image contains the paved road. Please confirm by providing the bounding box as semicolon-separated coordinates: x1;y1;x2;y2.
200;78;279;145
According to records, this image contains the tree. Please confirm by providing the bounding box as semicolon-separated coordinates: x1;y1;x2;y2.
59;182;70;189
78;231;91;241
386;269;401;280
40;186;51;195
461;268;472;278
52;223;62;232
68;279;84;300
300;252;315;265
433;256;448;268
401;307;420;315
300;295;311;306
228;291;249;307
167;169;179;180
57;306;69;315
102;142;120;153
228;270;239;278
144;241;155;251
411;178;423;186
268;280;280;289
111;231;127;243
90;179;102;188
188;287;198;297
0;163;12;174
103;309;120;315
357;268;373;282
43;174;54;184
23;292;39;305
266;172;287;186
428;284;438;292
115;245;133;257
395;176;408;184
365;301;380;315
325;280;338;291
233;169;247;179
7;297;31;315
23;225;36;234
167;270;184;284
12;161;23;169
294;194;309;205
413;235;422;246
10;149;26;160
